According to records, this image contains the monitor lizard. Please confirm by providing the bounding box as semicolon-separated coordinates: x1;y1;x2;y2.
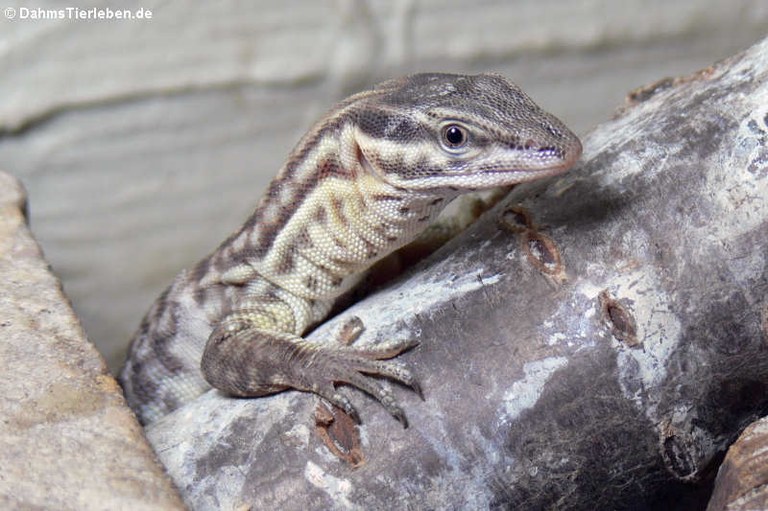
119;73;582;427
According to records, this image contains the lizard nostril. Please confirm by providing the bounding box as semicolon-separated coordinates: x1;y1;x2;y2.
509;138;539;151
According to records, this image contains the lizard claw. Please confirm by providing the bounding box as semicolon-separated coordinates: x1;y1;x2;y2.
299;332;420;427
202;316;420;427
410;379;425;401
390;405;409;428
330;392;361;424
336;316;366;346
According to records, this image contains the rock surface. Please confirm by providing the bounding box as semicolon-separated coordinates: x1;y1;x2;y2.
0;172;184;510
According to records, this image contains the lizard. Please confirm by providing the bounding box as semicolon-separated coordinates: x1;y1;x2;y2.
119;73;582;427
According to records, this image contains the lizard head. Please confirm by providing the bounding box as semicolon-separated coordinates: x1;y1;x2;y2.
350;73;582;192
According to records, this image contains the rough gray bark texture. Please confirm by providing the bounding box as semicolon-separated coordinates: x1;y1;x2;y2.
707;415;768;511
146;37;768;510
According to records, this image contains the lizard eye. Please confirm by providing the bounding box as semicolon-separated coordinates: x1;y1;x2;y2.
441;124;469;151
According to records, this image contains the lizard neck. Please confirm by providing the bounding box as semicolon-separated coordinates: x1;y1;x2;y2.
208;119;454;301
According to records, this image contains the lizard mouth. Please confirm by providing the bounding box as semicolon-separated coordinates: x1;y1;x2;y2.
480;148;581;180
355;137;582;191
451;139;583;187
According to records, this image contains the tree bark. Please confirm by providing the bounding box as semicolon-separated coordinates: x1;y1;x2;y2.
707;415;768;511
146;37;768;511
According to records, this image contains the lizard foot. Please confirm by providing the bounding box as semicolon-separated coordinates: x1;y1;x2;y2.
301;318;422;427
201;316;421;427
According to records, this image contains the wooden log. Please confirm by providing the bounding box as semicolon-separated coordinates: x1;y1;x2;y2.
146;36;768;510
707;416;768;511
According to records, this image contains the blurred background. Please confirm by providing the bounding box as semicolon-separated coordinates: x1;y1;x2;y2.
0;0;766;371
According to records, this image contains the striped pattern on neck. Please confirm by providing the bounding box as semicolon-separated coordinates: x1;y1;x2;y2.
202;73;582;301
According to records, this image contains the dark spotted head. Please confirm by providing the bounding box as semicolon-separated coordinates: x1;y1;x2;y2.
348;73;582;191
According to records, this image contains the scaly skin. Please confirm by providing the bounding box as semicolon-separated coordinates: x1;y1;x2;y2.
119;73;582;426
